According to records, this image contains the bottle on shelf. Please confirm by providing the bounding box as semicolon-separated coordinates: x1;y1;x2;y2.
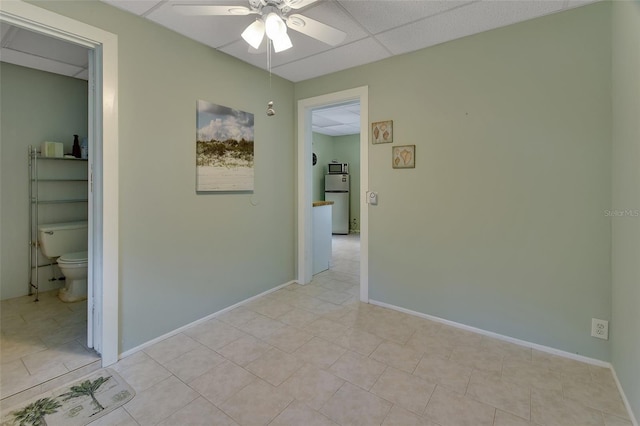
72;134;81;158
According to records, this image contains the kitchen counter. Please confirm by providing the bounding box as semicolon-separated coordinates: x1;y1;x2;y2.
313;201;334;207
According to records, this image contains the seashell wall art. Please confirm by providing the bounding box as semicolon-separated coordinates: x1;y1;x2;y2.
392;145;415;169
371;120;393;144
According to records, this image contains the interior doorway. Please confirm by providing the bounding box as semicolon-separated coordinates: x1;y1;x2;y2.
0;0;119;375
297;86;369;302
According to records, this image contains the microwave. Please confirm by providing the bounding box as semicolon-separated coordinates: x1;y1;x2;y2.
327;163;348;174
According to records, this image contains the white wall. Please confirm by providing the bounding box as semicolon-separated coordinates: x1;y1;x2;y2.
0;63;88;299
611;0;640;419
296;3;612;360
30;0;296;352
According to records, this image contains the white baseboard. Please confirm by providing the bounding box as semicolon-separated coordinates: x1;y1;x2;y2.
369;299;637;424
119;281;295;359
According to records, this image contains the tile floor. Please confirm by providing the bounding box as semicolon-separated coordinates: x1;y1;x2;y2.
0;289;100;399
1;234;633;425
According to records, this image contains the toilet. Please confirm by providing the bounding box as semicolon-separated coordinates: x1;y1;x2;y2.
38;221;88;302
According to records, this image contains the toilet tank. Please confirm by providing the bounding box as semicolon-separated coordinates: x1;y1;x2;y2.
38;221;88;258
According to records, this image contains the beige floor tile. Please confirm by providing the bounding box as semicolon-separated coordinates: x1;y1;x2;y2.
315;289;353;305
405;332;454;359
40;322;86;347
162;345;225;383
531;387;605;426
479;336;532;361
158;396;238;426
143;332;201;364
245;347;303;386
217;307;262;327
124;375;199;426
38;360;101;394
305;317;349;341
449;344;503;374
603;412;634;426
563;378;629;419
188;359;256;406
219;379;293;426
532;350;591;378
296;285;330;297
333;328;383;356
372;366;436;415
112;353;172;393
269;400;337;426
317;279;354;293
0;337;48;364
183;319;248;350
329;350;386;390
366;319;416;345
245;299;294;319
501;358;563;391
466;370;531;420
89;407;138;426
293;337;346;369
217;335;271;366
276;308;320;327
425;386;495;426
266;325;314;353
437;325;483;347
413;355;472;394
320;382;392;426
382;405;440;426
370;340;423;373
589;365;619;389
494;410;534;426
280;364;345;410
238;315;286;340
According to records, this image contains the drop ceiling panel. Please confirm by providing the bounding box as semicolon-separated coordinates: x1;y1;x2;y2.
273;37;390;82
299;2;369;43
147;1;255;49
101;0;163;16
376;0;565;55
338;0;472;34
312;115;343;127
0;47;86;78
6;27;88;67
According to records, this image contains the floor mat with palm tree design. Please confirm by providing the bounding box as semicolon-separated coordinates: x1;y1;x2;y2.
1;368;134;426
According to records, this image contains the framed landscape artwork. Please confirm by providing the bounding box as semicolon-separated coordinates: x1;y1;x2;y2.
196;100;254;192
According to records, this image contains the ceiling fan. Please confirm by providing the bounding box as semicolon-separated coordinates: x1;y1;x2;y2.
173;0;346;53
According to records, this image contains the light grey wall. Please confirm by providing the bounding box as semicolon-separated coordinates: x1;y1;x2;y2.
296;3;612;360
31;0;295;352
611;0;640;418
0;63;88;300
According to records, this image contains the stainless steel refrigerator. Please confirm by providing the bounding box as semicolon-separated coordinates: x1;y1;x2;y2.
324;174;350;235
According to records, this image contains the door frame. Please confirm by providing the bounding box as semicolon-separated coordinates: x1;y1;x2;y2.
297;86;369;302
0;0;120;365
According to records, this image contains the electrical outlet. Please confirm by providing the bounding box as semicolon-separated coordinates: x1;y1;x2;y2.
591;318;609;340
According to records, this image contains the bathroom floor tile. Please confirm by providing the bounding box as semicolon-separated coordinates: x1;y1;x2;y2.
157;397;238;426
328;350;385;390
143;332;201;365
189;359;256;406
293;337;346;369
269;400;337;426
279;363;345;410
424;386;495;426
370;340;423;373
371;366;436;415
162;345;225;383
245;347;303;386
217;335;271;366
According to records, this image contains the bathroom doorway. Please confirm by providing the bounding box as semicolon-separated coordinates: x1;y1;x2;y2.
0;0;119;400
297;86;369;302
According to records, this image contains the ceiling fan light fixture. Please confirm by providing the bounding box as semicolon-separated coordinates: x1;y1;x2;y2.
272;32;292;52
265;12;286;40
241;19;265;49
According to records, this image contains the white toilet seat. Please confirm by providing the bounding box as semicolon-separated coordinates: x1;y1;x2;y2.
58;251;88;264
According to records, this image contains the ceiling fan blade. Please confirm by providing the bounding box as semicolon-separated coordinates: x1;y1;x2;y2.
172;5;255;16
283;0;320;10
286;14;346;46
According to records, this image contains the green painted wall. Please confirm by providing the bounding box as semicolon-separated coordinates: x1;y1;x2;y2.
0;63;88;299
312;132;333;202
29;0;295;352
333;134;360;232
296;3;612;360
611;0;640;419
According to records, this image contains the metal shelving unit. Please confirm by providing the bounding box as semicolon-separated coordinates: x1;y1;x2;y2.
29;146;88;301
